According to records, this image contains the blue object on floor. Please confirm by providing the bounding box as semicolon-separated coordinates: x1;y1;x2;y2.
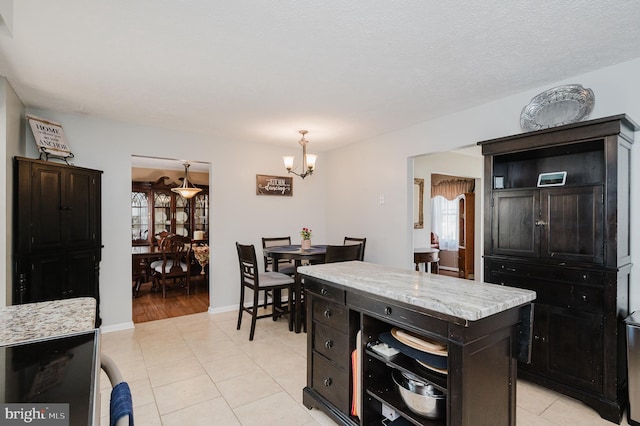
110;382;134;426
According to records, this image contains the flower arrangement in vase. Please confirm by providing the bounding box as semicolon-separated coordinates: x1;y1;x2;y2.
300;227;312;249
193;244;209;274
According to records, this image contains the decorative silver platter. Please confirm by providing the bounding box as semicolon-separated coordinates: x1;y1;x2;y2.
520;84;595;131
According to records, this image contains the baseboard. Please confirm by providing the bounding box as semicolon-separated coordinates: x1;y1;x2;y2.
208;304;237;314
100;321;135;333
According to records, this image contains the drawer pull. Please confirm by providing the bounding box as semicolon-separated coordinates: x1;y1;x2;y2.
324;309;332;318
325;339;333;349
324;378;332;387
321;288;328;296
384;307;392;315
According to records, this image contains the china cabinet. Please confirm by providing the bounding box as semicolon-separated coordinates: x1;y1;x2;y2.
479;114;638;423
14;157;102;323
457;193;474;279
131;177;208;245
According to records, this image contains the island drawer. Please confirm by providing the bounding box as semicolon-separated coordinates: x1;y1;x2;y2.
312;297;348;332
313;322;349;368
311;353;349;414
305;278;346;304
348;294;449;338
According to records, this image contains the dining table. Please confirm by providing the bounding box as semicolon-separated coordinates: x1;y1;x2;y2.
263;244;327;333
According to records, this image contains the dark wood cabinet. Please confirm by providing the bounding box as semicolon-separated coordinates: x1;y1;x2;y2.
14;157;102;320
479;114;637;423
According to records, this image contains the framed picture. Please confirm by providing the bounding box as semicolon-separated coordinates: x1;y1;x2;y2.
414;178;424;229
256;174;293;196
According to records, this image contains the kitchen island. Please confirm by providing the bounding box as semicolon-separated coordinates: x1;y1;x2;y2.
299;261;536;426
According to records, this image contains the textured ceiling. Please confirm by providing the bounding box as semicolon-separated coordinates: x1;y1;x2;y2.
2;1;640;152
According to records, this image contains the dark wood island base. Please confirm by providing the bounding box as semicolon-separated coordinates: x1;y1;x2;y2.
300;262;535;426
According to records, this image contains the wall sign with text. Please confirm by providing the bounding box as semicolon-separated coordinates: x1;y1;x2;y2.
27;115;74;162
256;174;293;196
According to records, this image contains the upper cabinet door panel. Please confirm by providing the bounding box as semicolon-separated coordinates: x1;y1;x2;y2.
31;164;65;249
66;169;99;246
541;186;604;264
492;190;538;257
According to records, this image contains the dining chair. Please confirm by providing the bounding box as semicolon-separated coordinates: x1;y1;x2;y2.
152;234;192;298
344;236;367;261
236;242;294;341
261;236;296;309
149;231;173;268
261;237;296;275
325;244;362;263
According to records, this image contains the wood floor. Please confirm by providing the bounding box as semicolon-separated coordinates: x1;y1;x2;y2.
132;276;210;323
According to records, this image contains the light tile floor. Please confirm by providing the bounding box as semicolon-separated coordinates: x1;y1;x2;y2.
99;310;632;425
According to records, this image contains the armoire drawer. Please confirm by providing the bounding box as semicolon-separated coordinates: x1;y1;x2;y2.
488;260;604;286
490;272;603;313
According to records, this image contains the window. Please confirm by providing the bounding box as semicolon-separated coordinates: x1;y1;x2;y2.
431;195;459;250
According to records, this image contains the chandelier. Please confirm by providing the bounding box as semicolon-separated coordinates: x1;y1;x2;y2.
171;162;202;199
283;130;317;179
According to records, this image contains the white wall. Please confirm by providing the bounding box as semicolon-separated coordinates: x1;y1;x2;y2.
326;57;640;310
21;110;327;328
1;78;25;306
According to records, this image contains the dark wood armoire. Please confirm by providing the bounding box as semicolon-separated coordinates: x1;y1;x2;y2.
479;114;638;423
14;157;102;323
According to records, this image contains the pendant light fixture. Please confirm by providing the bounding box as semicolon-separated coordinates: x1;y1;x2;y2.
171;162;202;199
283;130;317;179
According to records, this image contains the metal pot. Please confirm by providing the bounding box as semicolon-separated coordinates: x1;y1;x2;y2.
391;369;446;419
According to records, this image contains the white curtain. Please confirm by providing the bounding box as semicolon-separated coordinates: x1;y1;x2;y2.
431;195;459;250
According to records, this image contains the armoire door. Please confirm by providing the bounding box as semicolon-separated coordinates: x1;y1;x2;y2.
540;185;604;264
491;190;539;257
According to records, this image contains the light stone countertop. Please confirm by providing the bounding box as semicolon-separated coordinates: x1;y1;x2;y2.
298;261;536;322
0;297;97;346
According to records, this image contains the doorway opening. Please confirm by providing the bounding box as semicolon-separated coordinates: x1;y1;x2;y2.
412;147;482;280
130;155;211;323
430;173;475;278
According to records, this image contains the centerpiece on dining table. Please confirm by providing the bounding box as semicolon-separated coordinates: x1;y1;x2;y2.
193;244;209;274
300;227;312;250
